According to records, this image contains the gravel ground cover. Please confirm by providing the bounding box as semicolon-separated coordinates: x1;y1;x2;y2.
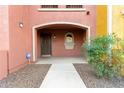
74;64;124;88
0;64;51;88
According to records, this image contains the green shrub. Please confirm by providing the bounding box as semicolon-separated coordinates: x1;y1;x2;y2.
83;34;121;79
112;38;124;76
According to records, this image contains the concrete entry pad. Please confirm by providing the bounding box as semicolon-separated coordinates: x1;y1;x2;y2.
40;64;86;88
36;57;87;64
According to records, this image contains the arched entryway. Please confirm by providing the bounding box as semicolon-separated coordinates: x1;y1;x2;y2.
32;22;90;62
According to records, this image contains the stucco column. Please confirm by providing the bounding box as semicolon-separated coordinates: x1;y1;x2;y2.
32;27;36;62
107;5;112;64
107;5;112;35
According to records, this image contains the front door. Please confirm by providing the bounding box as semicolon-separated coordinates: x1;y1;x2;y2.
41;33;52;56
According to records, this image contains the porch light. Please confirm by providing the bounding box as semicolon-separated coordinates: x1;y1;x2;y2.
19;22;24;28
86;11;90;15
53;34;56;39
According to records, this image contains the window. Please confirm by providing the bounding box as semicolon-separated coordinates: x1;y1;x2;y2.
66;5;83;8
38;5;86;12
64;32;74;49
41;5;58;8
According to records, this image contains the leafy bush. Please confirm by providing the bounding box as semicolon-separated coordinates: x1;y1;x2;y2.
112;38;124;76
83;34;122;78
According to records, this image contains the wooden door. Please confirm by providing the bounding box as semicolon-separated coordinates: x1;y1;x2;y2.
41;33;51;55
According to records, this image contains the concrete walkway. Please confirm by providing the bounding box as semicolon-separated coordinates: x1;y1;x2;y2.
36;57;87;64
40;64;86;88
37;57;87;88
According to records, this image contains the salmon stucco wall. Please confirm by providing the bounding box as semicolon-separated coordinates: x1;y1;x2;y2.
0;6;9;50
0;6;9;79
96;5;107;36
52;30;86;57
0;51;8;79
112;6;124;39
8;6;32;73
29;5;96;37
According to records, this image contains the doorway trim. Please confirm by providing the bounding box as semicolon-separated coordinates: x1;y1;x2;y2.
32;22;90;62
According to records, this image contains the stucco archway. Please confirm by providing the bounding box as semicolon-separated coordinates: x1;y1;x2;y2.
32;22;90;62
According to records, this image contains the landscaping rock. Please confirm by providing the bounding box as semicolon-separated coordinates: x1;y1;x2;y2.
74;64;124;88
0;64;51;88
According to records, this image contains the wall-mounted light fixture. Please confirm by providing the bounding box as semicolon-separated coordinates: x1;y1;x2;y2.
86;11;90;15
19;22;24;28
53;34;56;39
